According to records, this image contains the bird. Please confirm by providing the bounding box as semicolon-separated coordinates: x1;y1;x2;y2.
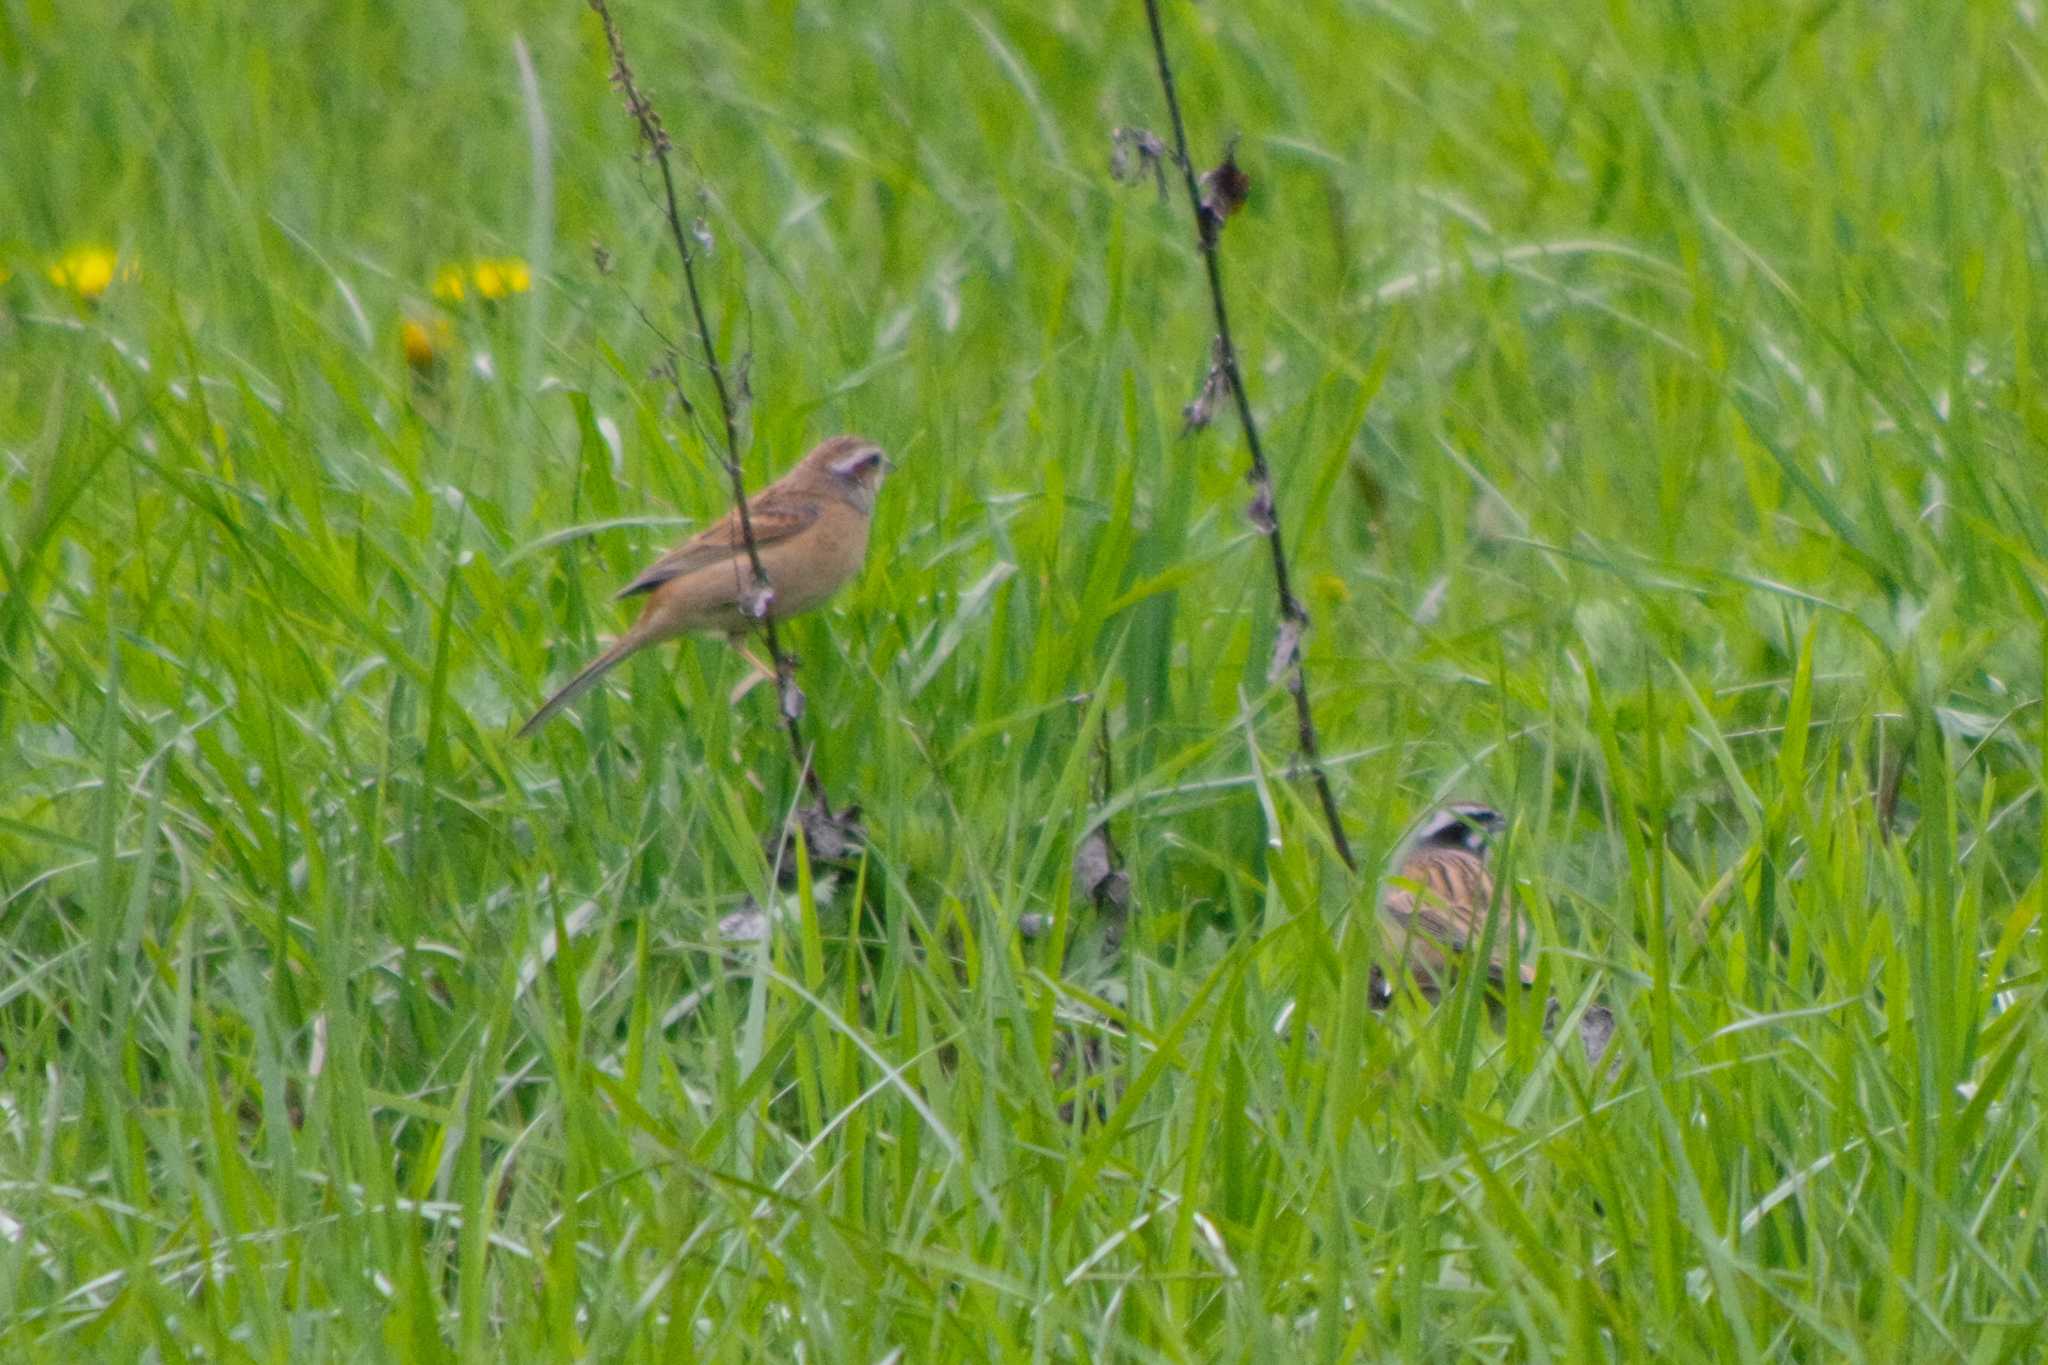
1377;801;1537;1003
518;434;889;737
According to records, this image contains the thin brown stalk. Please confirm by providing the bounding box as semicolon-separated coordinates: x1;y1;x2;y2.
1137;0;1356;871
587;0;826;811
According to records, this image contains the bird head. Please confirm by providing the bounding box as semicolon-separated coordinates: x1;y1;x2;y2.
802;434;891;512
1409;802;1504;855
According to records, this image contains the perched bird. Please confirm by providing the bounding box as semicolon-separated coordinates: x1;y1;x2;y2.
1378;802;1537;1002
518;434;889;737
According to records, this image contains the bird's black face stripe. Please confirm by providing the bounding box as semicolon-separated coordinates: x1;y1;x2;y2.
1415;804;1502;852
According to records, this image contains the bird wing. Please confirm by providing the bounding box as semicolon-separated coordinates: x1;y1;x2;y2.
1383;848;1485;948
614;494;824;598
1383;847;1535;985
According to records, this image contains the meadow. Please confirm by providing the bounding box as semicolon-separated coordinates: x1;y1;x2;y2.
3;0;2046;1357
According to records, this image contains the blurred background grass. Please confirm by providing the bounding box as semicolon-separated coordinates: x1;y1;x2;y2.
3;0;2046;1357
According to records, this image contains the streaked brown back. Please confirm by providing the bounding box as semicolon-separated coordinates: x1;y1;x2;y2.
614;493;825;599
1381;845;1534;999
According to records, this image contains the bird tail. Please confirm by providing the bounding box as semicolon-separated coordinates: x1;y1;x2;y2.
517;635;644;738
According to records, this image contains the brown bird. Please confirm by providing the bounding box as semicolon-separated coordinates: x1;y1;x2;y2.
1379;802;1537;1002
518;434;889;737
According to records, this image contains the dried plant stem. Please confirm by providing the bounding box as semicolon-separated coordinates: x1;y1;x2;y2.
588;0;826;811
1137;0;1356;871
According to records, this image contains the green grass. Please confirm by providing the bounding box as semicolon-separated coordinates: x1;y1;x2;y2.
3;0;2046;1357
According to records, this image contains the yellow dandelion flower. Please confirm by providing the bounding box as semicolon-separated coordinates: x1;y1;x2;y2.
400;315;455;374
473;257;531;301
431;265;466;303
400;319;434;368
1311;572;1350;605
47;246;129;301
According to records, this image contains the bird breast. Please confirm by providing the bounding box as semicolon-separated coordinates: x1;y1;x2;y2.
757;504;870;617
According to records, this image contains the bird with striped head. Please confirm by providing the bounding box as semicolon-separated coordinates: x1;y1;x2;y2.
1378;802;1536;1003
